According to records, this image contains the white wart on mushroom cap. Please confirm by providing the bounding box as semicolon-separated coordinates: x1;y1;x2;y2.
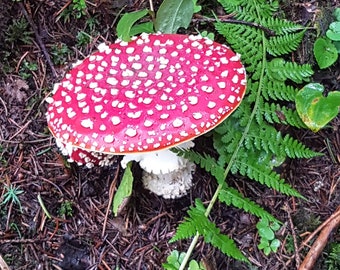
46;33;246;167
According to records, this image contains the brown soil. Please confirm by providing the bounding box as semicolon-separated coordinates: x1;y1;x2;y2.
0;1;339;270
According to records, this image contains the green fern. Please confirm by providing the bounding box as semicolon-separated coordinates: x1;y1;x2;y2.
218;186;279;222
266;31;305;56
170;199;248;262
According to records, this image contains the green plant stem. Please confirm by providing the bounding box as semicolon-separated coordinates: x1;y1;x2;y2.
179;29;267;269
37;193;52;219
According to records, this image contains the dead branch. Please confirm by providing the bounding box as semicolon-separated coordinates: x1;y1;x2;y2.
298;207;340;270
18;2;57;78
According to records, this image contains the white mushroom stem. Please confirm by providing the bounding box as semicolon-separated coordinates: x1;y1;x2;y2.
121;141;196;198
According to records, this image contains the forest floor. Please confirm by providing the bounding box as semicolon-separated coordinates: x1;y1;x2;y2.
0;0;339;269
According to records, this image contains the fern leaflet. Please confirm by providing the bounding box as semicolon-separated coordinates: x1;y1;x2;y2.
170;199;248;262
218;186;279;222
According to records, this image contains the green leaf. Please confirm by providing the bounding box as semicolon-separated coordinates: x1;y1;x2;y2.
326;22;340;41
296;83;340;132
192;0;202;13
163;250;185;269
258;239;269;250
334;41;340;53
154;0;194;33
113;162;134;216
263;246;272;256
313;37;338;69
130;22;154;36
270;239;281;251
188;260;205;270
270;221;281;231
257;220;275;240
116;9;150;41
334;8;340;22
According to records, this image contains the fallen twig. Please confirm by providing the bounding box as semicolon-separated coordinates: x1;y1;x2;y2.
101;168;119;238
298;206;340;270
18;2;57;78
0;254;10;270
284;203;301;268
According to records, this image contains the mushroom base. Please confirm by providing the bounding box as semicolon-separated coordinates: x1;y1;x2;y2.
121;141;196;198
142;161;196;199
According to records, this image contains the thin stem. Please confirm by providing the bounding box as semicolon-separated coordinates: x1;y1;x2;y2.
149;0;154;12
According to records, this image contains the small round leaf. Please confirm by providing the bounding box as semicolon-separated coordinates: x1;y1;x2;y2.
313;37;338;69
326;22;340;41
296;83;340;132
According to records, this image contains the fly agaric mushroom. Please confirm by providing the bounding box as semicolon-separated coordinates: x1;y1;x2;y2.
46;33;246;198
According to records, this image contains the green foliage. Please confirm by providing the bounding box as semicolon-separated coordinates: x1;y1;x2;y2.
5;17;33;45
296;83;340;132
76;31;92;47
113;0;325;267
59;200;73;217
154;0;194;33
113;162;133;216
212;0;321;194
18;60;38;79
170;199;248;262
116;9;153;41
256;219;281;255
51;43;72;66
218;186;279;222
326;242;340;270
72;0;87;18
0;184;24;212
163;250;205;270
59;0;87;21
116;0;198;39
314;7;340;69
313;37;338;69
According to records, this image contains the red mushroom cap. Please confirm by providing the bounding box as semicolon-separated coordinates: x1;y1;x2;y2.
46;33;246;166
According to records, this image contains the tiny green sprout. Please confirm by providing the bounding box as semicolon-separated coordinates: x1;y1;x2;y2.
59;200;73;217
1;184;24;212
199;31;215;41
76;31;92;47
72;0;87;19
326;242;340;270
51;43;72;66
19;60;38;79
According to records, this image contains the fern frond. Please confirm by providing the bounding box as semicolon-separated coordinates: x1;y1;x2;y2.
266;31;305;56
218;186;279;222
264;17;305;34
170;199;248;262
244;122;285;155
215;22;263;75
217;0;278;23
282;135;323;158
259;101;306;128
234;155;304;198
267;58;313;83
262;78;298;101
